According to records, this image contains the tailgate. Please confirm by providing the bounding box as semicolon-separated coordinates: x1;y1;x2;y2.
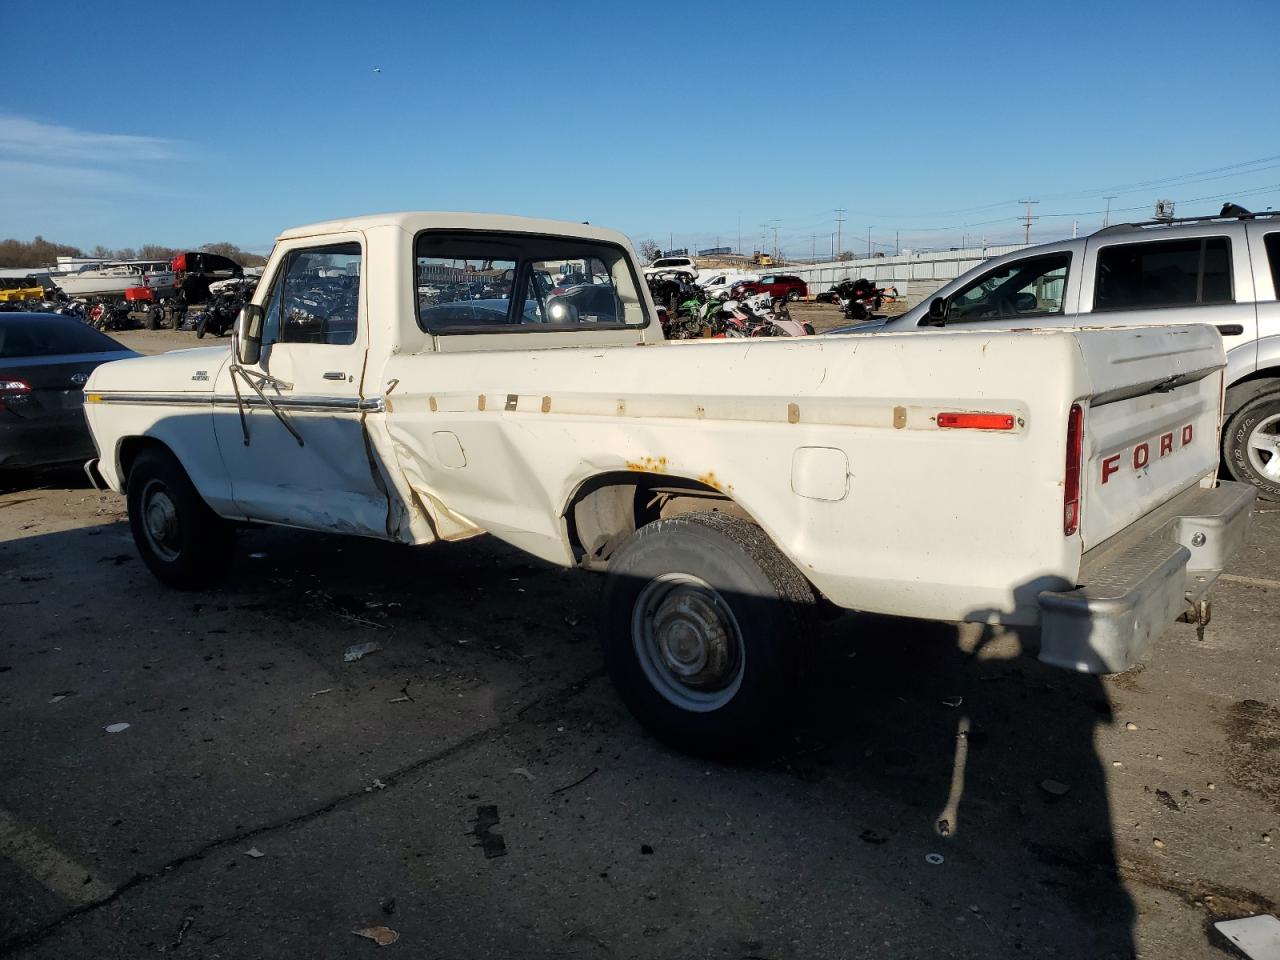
1074;326;1224;550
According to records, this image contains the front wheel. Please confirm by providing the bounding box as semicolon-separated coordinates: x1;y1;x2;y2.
126;448;235;588
602;512;815;758
1223;392;1280;499
787;289;801;302
195;315;208;338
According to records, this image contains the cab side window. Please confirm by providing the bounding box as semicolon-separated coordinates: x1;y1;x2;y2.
262;243;362;346
947;253;1070;322
1094;236;1232;311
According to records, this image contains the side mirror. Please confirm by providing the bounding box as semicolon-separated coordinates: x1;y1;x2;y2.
1014;291;1037;313
235;303;264;365
926;296;948;326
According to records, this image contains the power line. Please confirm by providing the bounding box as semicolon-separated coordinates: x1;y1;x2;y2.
1018;200;1039;244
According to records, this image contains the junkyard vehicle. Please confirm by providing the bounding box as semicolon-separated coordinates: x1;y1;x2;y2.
170;252;243;304
0;278;47;303
733;274;808;302
839;206;1280;498
698;271;759;298
82;212;1254;756
642;256;698;280
0;313;138;473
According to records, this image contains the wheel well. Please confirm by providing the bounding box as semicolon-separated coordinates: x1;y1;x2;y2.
565;473;752;569
1225;371;1280;421
116;436;171;492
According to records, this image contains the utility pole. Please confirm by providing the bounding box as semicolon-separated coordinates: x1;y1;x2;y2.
737;212;741;256
867;226;872;259
1072;219;1078;238
1018;200;1039;244
1103;196;1116;228
811;233;816;262
834;208;846;258
895;231;899;256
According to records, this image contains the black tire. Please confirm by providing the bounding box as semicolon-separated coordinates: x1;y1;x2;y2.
126;448;234;589
602;512;815;759
195;315;207;339
787;289;801;302
803;322;816;336
146;307;160;330
1223;391;1280;500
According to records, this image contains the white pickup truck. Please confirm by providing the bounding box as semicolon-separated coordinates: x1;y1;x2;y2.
83;212;1255;756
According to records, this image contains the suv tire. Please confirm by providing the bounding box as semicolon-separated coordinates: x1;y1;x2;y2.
1224;391;1280;500
602;512;815;758
127;448;235;588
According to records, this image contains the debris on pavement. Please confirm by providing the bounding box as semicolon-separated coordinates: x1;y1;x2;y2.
245;847;265;858
1039;778;1071;796
1153;838;1166;849
640;844;654;855
510;767;535;782
470;805;507;859
925;853;945;865
352;926;400;947
1213;914;1280;959
381;897;396;916
48;690;76;703
550;767;599;795
365;779;388;791
940;695;963;708
104;722;131;733
311;688;334;697
1125;721;1139;731
343;641;383;662
859;829;888;845
166;914;196;952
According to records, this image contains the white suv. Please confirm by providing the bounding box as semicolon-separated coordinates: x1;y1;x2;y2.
847;208;1280;497
642;256;698;280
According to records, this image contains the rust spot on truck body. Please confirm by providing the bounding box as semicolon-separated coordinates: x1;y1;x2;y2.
787;403;800;423
893;406;907;429
626;456;668;474
698;472;723;491
477;394;486;411
541;396;551;413
428;396;438;412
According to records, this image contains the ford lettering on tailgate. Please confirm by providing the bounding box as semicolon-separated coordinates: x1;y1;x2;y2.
1100;425;1194;484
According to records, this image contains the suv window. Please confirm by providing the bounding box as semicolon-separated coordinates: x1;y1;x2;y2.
261;242;361;346
1094;236;1232;311
416;232;643;333
1265;232;1280;299
947;253;1070;322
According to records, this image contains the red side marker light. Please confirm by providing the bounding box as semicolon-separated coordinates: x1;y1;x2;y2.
937;412;1016;430
1064;403;1084;537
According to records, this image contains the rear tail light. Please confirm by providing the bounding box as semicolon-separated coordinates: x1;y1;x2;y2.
1064;403;1084;537
0;378;31;410
937;412;1016;430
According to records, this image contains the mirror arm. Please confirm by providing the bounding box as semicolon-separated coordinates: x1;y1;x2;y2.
228;363;303;447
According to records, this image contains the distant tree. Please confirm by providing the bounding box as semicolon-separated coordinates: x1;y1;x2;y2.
837;251;855;261
89;245;113;259
637;239;661;263
199;242;268;267
0;236;84;269
139;244;180;260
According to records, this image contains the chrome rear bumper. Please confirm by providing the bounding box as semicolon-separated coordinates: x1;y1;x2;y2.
1038;480;1255;673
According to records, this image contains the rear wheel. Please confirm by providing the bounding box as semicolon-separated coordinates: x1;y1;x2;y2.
1224;392;1280;499
787;289;801;302
195;315;208;338
602;512;815;758
126;448;234;588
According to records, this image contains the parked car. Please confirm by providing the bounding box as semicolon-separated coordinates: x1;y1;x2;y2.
830;206;1280;498
1;313;137;473
82;211;1252;757
642;256;698;280
733;274;808;301
698;271;759;298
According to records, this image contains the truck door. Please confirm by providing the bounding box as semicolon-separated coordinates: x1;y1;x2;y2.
211;236;389;536
1246;221;1280;369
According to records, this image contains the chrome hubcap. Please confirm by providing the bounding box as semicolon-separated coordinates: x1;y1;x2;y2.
1246;414;1280;481
632;574;744;712
141;480;181;562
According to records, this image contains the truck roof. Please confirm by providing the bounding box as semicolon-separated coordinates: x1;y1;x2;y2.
277;211;633;249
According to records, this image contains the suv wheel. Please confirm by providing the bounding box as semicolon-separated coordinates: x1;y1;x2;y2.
602;512;815;758
1224;391;1280;499
787;289;802;302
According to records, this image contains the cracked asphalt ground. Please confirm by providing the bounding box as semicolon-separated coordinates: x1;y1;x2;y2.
1;326;1277;959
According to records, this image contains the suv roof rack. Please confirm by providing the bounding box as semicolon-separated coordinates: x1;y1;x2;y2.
1094;207;1279;236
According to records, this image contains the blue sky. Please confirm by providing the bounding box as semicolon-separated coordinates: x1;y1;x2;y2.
1;0;1277;258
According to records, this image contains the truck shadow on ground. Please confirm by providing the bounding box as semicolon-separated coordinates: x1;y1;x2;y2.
2;517;1139;958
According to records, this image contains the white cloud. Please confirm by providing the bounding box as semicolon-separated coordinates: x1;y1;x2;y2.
0;114;180;164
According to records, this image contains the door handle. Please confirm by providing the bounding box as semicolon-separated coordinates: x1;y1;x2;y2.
1216;324;1244;336
323;371;346;381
